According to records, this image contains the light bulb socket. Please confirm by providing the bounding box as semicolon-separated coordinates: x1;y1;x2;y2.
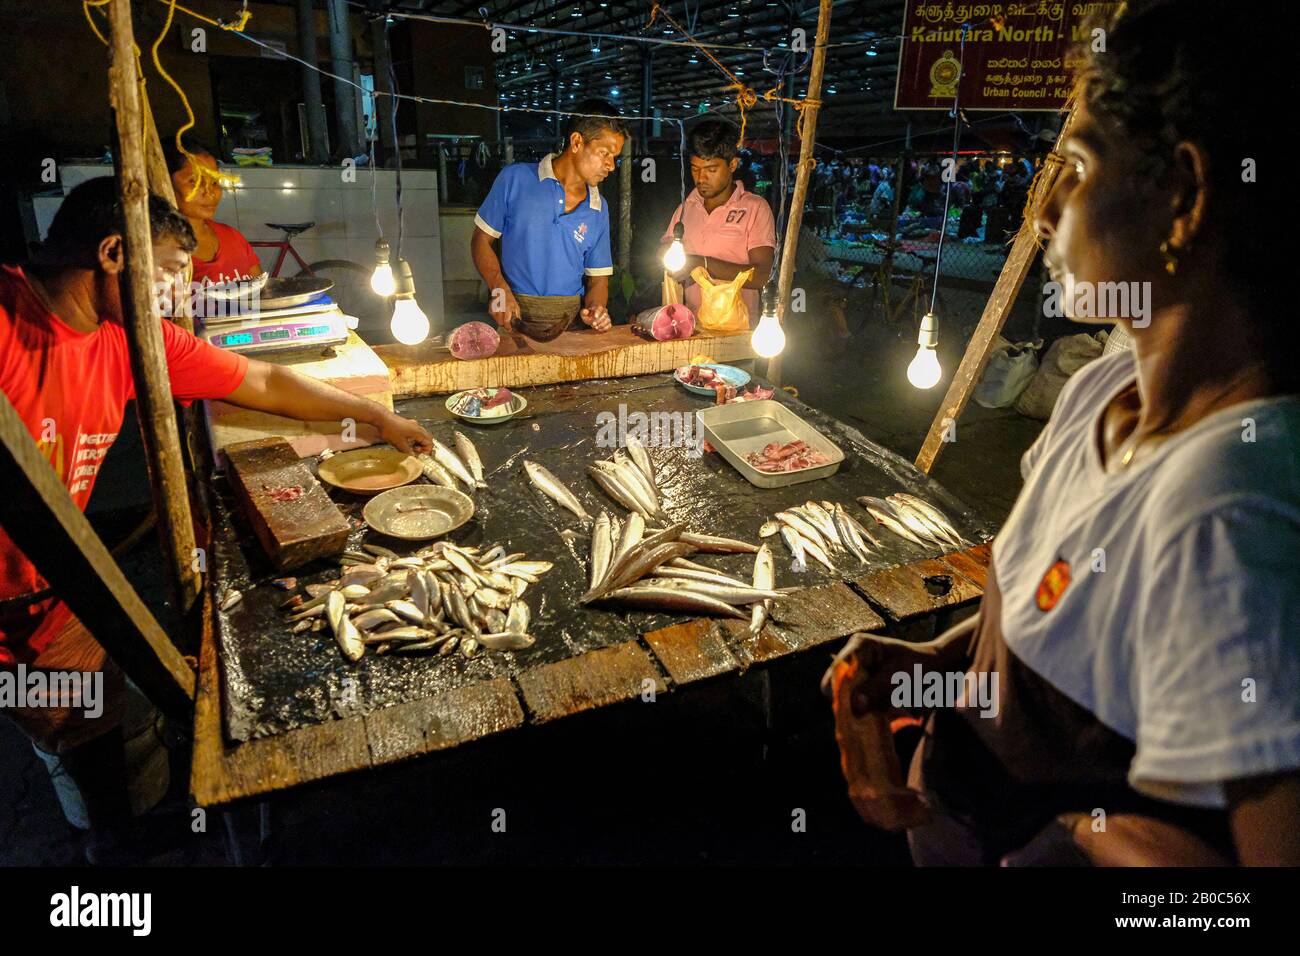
373;238;391;265
672;221;684;242
917;311;939;349
393;258;416;298
760;282;779;319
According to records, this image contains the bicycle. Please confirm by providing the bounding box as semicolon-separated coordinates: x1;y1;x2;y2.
251;222;390;333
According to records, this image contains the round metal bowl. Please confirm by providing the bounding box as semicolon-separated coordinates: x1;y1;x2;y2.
200;272;269;302
445;388;528;425
317;447;422;495
256;275;335;310
363;485;475;540
674;363;751;396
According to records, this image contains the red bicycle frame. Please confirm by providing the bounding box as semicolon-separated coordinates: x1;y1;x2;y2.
249;239;314;277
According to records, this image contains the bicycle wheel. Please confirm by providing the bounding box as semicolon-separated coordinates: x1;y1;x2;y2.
299;260;392;344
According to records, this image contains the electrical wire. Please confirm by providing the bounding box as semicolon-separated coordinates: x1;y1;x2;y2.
928;24;970;317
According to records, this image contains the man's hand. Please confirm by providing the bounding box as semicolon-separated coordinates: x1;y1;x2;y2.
488;286;522;331
580;304;612;332
820;631;944;716
377;412;433;456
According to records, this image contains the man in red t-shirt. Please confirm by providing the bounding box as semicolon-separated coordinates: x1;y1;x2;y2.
0;178;431;860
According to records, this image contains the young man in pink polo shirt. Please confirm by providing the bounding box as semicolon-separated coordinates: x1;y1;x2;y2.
660;121;776;326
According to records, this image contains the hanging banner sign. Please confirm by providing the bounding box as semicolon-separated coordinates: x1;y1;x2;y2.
894;2;1122;111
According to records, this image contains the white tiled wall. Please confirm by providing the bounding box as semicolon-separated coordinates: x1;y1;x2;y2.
50;164;446;327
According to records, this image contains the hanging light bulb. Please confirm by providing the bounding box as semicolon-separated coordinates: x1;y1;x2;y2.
389;259;430;345
752;284;785;359
662;221;687;272
370;238;396;296
907;312;943;389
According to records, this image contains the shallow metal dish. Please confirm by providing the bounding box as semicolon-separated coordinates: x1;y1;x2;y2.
255;275;334;310
363;485;475;540
674;363;751;396
201;272;269;301
317;447;422;495
696;399;843;488
444;388;528;425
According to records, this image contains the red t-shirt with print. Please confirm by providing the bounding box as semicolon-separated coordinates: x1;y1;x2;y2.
0;264;249;664
190;220;263;286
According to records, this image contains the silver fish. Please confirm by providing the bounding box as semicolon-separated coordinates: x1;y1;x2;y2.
613;512;645;567
477;631;536;651
776;511;830;553
219;588;242;612
759;520;781;538
417;453;459;489
636;577;785;606
363;543;399;559
800;502;843;549
750;543;775;636
833;504;871;564
654;566;752;589
611;454;662;517
590;511;613;590
353;608;400;630
386;600;425;624
889;494;965;546
453;431;486;487
524;460;591;523
431;437;476;489
779;525;807;573
623;433;655;488
439;635;461;656
291;619;313;634
856;497;928;547
460;637;480;658
506;600;531;635
677;531;759;554
599;585;748;619
409;570;430;620
801;535;836;572
327;591;364;662
588;462;650;517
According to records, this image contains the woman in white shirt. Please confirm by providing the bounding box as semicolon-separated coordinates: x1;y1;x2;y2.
830;0;1298;866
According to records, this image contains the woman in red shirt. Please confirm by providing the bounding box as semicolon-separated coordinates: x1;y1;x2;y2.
163;140;264;286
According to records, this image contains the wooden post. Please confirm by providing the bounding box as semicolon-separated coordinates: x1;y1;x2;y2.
108;0;202;612
0;391;195;717
767;0;833;385
914;105;1077;474
618;136;632;274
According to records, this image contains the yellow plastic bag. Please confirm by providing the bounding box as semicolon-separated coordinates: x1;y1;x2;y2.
691;266;753;333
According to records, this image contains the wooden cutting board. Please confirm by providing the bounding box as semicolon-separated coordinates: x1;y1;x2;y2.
225;437;351;571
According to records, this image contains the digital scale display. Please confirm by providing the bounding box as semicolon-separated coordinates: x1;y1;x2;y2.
297;324;331;336
203;305;349;354
221;332;255;346
260;329;292;341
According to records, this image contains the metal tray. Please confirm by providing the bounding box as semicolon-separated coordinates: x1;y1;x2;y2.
697;399;844;488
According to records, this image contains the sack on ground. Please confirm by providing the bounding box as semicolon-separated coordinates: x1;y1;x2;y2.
691;266;753;334
1014;331;1106;420
974;335;1042;408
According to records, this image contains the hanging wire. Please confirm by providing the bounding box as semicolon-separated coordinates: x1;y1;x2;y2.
929;23;970;316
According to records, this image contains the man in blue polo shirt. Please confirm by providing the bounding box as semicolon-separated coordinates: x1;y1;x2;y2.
471;100;625;341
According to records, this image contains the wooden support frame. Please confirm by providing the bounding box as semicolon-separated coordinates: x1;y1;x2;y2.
768;0;834;386
0;391;195;718
914;105;1077;474
108;0;202;611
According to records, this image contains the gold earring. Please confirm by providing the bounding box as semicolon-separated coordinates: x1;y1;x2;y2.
1159;240;1178;276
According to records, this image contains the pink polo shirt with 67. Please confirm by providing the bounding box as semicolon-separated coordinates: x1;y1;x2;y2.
661;181;776;324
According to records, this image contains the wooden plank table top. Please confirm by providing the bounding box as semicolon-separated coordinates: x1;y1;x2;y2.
190;541;991;807
190;372;995;807
374;325;757;399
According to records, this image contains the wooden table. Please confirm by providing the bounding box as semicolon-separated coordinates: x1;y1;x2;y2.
191;366;995;808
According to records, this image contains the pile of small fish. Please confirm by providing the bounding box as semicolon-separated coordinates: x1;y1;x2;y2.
856;494;966;550
758;494;965;572
581;513;778;624
416;431;486;492
275;541;551;661
745;440;831;473
759;501;881;572
586;436;667;522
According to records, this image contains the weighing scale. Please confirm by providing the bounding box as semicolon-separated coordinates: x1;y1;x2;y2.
197;277;356;356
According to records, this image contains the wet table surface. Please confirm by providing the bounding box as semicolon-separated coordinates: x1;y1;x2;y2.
196;372;995;802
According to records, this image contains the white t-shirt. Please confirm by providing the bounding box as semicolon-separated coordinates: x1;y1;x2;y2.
992;350;1300;808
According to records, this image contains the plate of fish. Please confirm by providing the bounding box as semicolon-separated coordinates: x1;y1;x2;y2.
317;447;423;495
363;485;475;540
674;363;751;396
446;387;527;424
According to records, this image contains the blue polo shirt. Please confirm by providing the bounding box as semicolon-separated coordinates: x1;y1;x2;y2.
474;153;614;297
